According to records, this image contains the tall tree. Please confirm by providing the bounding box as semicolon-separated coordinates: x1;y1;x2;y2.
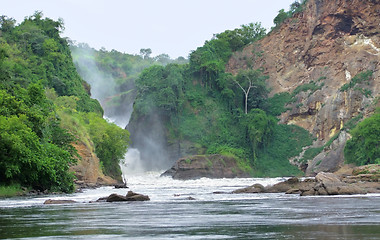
233;69;269;114
140;48;152;59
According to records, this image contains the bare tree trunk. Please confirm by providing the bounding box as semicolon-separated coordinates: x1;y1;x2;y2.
233;77;255;114
245;92;248;114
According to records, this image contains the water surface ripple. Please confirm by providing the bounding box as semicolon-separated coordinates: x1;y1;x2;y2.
1;173;379;239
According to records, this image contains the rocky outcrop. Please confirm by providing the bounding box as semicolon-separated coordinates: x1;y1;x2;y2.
227;0;380;174
70;142;119;188
161;154;250;179
305;130;349;176
232;170;379;196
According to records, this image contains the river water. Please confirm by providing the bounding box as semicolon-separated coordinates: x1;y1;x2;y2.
1;173;380;239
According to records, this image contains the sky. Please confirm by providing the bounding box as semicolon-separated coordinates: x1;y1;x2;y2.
2;0;295;58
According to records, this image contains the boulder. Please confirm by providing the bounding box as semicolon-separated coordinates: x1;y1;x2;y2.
285;188;301;194
161;154;250;180
232;184;265;194
106;193;128;202
265;177;300;193
125;191;150;201
105;191;150;202
44;199;77;205
316;172;366;195
315;172;341;184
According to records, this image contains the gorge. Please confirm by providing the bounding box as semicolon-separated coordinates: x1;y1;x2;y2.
0;0;379;239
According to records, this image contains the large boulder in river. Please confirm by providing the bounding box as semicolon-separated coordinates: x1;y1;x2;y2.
314;172;366;195
161;154;250;179
105;191;150;202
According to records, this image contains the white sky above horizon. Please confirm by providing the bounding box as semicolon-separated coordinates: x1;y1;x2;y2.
2;0;295;58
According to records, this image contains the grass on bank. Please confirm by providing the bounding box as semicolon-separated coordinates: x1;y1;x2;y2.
0;184;25;198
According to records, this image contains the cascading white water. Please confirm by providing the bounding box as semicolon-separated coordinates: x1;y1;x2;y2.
71;47;155;182
105;115;145;183
119;148;144;177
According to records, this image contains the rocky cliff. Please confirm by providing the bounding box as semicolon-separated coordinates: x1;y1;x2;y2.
227;0;379;175
70;142;119;188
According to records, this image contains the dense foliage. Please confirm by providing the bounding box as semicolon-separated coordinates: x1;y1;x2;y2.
0;13;130;192
129;20;313;177
70;44;187;119
344;110;380;165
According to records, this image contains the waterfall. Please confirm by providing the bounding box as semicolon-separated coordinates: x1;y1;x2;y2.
106;112;143;182
71;46;143;183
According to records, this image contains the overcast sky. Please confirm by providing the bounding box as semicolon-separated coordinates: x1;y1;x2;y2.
2;0;294;58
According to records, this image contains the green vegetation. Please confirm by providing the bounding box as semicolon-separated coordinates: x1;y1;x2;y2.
344;109;380;165
0;184;24;197
300;146;324;164
340;70;373;93
264;92;292;116
254;124;312;177
273;0;309;28
47;90;130;181
291;81;324;97
342;113;363;131
83;112;129;179
0;13;130;193
299;131;341;164
130;22;315;177
70;44;187;118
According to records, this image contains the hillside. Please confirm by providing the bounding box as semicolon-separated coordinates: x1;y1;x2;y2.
0;13;129;192
227;0;379;175
127;0;379;177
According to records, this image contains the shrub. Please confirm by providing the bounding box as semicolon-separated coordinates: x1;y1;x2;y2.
344;111;380;165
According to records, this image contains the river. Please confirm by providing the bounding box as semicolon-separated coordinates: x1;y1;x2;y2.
1;172;380;239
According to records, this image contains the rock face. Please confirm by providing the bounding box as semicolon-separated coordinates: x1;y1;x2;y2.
70;142;119;188
226;0;380;174
161;154;250;180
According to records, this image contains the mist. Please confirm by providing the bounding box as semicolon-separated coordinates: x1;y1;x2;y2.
71;47;117;104
71;44;174;177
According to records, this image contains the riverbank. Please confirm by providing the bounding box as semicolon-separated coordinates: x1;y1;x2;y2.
0;184;25;198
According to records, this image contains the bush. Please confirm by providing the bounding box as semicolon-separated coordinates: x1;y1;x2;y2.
254;124;313;177
344;111;380;165
264;92;292;116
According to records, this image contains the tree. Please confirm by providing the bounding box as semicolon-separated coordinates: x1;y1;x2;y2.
0;15;16;34
154;53;171;65
140;48;152;59
233;69;269;114
273;9;289;27
244;109;276;161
